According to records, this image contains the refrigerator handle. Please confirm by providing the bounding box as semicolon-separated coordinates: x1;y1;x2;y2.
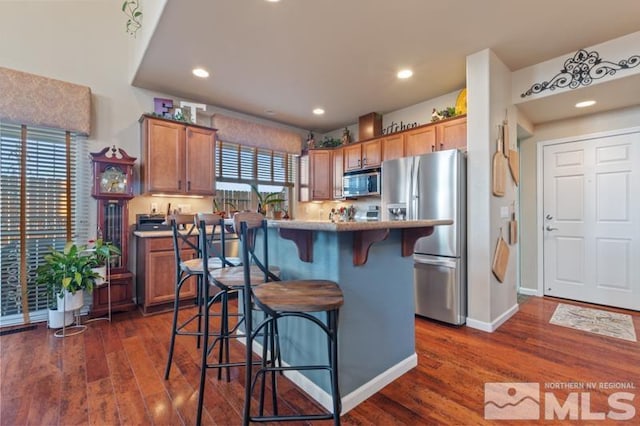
410;158;420;219
414;254;457;269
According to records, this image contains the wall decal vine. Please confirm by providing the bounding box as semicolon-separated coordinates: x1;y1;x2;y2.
521;49;639;98
122;0;142;37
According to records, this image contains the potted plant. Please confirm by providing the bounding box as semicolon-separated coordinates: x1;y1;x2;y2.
250;185;285;219
89;238;121;286
36;242;102;327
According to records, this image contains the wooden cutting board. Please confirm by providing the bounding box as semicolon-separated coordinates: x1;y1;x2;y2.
509;212;518;245
508;149;519;186
492;234;509;282
492;130;506;197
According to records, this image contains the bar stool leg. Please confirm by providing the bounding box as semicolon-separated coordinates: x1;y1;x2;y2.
242;299;253;426
329;309;342;425
164;272;187;380
196;276;211;426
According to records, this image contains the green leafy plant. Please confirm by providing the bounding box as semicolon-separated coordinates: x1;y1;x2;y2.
318;137;342;148
122;0;143;37
91;238;121;266
36;242;102;309
250;184;285;215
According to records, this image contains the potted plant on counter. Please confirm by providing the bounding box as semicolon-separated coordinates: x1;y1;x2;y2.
250;185;285;219
36;242;102;328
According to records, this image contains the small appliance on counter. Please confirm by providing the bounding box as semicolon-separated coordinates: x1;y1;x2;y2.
136;214;171;231
354;205;380;221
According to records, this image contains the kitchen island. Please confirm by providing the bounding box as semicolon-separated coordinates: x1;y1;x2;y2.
260;219;452;414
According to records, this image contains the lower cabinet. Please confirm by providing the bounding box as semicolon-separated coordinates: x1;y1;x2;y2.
91;271;136;317
136;235;198;314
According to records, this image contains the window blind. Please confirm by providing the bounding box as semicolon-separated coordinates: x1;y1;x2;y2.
0;123;87;326
216;141;295;187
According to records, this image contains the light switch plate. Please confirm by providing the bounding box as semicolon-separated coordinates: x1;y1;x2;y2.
500;206;509;219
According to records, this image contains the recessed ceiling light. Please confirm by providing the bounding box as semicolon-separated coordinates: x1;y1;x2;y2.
575;100;596;108
266;0;280;3
265;110;276;116
192;68;209;78
397;69;413;79
313;108;325;115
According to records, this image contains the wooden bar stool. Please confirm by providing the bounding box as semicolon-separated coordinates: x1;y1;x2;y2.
164;213;238;380
195;212;280;426
236;212;344;425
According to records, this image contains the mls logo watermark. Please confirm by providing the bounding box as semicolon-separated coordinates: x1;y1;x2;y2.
484;382;637;421
485;383;540;420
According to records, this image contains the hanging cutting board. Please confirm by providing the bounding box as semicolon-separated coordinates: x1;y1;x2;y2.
492;233;509;282
503;119;520;186
492;126;506;197
509;212;518;245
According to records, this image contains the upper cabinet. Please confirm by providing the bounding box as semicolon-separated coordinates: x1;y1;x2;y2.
140;115;216;195
382;133;406;161
404;126;436;157
344;139;381;171
309;149;333;200
436;116;467;151
333;147;344;199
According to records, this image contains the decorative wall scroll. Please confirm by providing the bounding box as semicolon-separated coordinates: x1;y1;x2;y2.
521;49;639;98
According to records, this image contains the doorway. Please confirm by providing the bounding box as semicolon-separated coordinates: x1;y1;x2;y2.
540;127;640;311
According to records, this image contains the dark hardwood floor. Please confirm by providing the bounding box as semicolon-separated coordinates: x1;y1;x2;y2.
1;296;638;425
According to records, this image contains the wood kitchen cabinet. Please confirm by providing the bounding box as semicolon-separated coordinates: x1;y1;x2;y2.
405;126;437;156
136;235;197;314
436;116;467;151
140;115;216;195
333;147;344;199
381;133;405;161
344;139;381;171
309;149;333;200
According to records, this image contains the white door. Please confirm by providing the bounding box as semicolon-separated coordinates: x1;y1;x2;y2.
543;130;640;311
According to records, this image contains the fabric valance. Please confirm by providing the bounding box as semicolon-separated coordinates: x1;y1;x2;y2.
212;113;302;155
0;67;91;136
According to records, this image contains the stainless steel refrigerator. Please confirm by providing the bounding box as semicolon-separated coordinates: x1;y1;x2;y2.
381;149;466;325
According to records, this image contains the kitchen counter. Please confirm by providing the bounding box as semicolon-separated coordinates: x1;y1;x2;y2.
269;219;452;266
259;218;451;414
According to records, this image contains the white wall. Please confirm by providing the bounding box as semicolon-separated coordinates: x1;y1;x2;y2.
465;49;518;330
519;105;640;293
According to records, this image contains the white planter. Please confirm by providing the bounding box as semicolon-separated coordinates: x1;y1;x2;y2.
56;289;84;312
48;309;74;328
92;266;107;287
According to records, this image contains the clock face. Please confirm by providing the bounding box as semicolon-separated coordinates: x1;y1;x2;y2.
100;166;127;193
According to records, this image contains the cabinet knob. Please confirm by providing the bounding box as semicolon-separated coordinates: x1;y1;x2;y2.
187;181;191;191
440;143;443;150
431;145;435;152
363;158;367;165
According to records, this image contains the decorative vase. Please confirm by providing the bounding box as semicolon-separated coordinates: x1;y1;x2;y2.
56;289;84;312
48;309;74;328
92;266;107;287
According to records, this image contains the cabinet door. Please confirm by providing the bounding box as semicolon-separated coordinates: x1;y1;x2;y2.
333;147;344;199
146;249;196;306
405;126;437;156
310;150;332;200
382;134;404;161
185;127;216;195
362;139;381;168
344;144;362;171
298;154;310;202
437;116;467;151
146;118;185;193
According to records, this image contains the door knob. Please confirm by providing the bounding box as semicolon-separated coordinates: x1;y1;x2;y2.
546;226;558;231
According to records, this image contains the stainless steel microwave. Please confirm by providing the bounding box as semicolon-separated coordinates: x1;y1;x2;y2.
343;169;380;197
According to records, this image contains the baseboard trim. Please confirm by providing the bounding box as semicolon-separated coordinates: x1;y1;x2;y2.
518;287;542;297
242;336;417;414
466;303;519;332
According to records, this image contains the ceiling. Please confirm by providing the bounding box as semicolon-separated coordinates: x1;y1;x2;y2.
132;0;640;133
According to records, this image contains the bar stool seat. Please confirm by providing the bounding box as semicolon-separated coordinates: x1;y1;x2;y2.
209;264;280;288
253;280;343;312
181;256;242;274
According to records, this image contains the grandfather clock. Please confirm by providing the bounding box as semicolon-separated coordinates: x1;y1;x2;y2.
90;146;137;316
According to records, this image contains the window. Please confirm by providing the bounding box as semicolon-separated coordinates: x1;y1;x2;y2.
0;123;89;326
215;141;296;212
